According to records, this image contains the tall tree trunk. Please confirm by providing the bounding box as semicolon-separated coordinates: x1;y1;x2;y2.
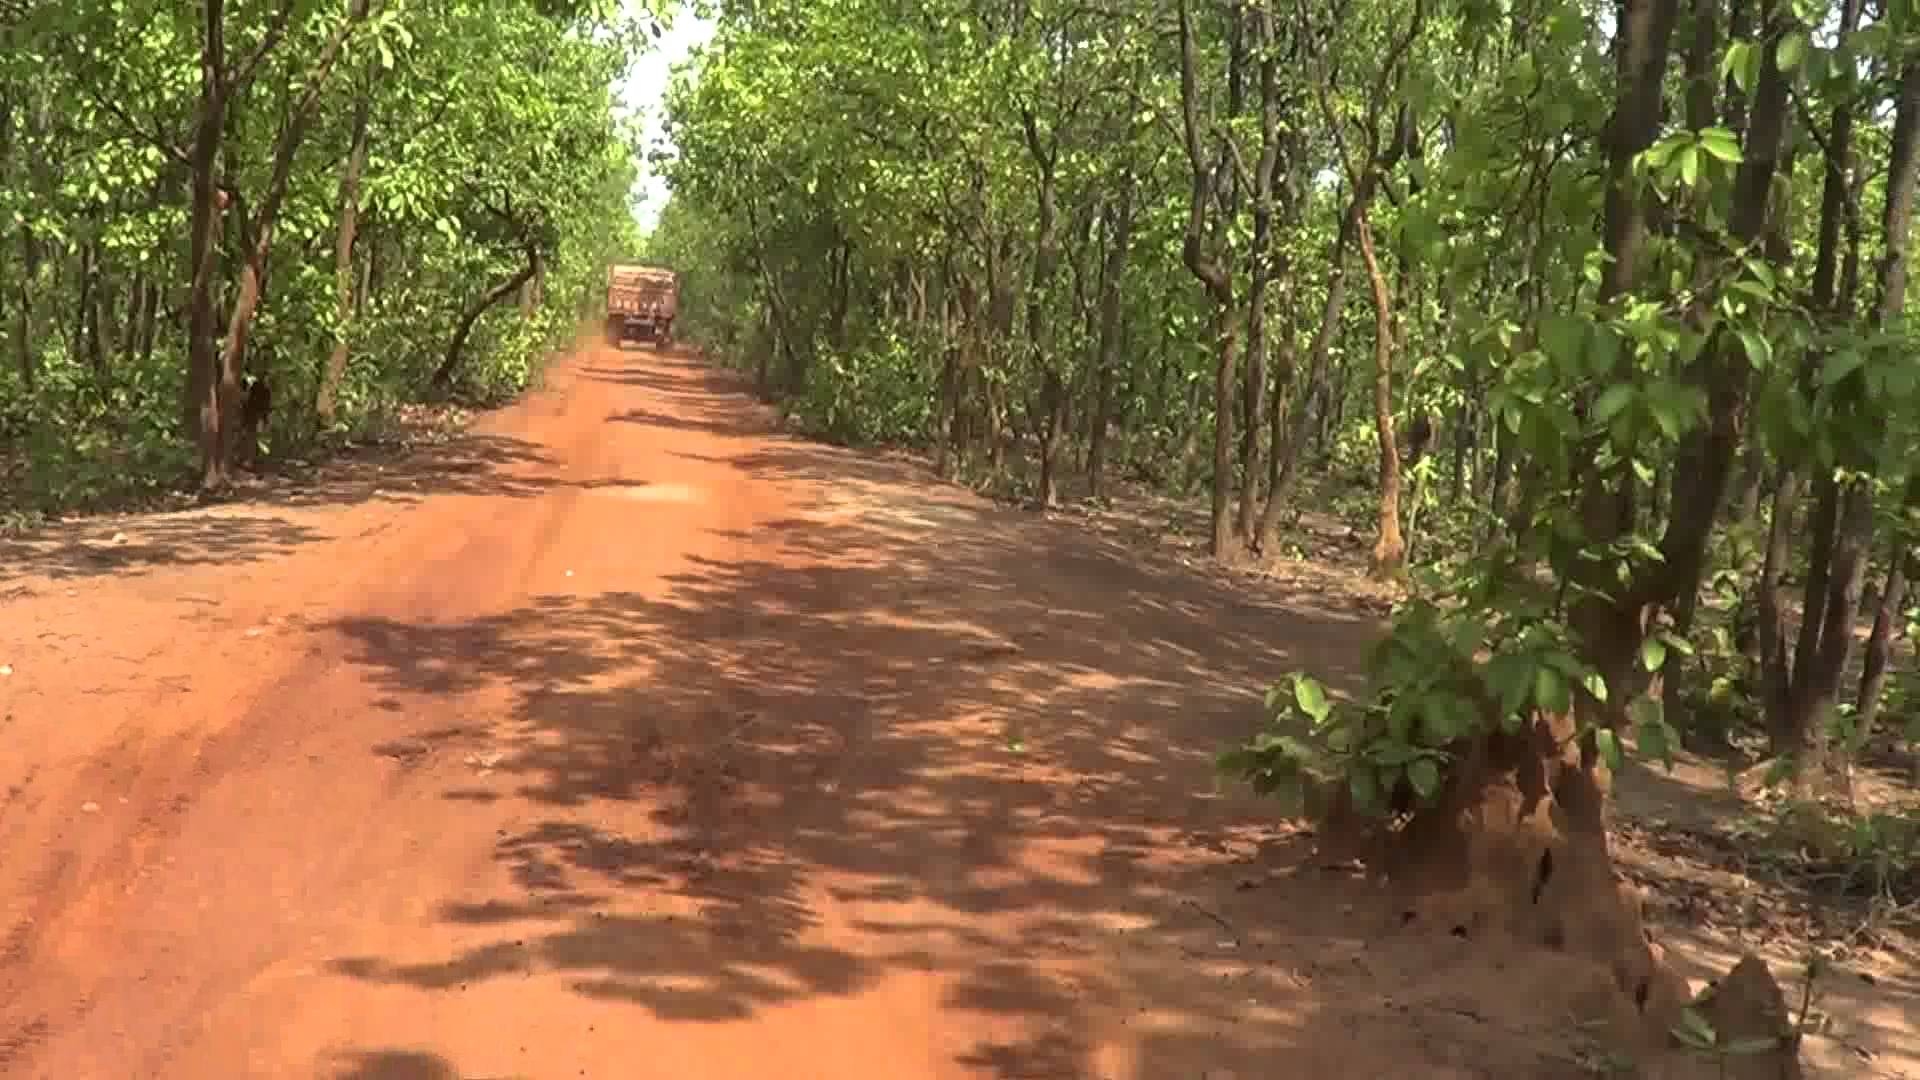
118;275;145;366
1355;210;1404;577
1767;52;1920;768
185;0;231;487
1176;0;1239;558
1238;4;1283;546
1089;177;1135;501
138;277;160;366
1855;546;1913;745
317;79;373;426
9;226;29;391
1019;109;1065;508
1261;207;1351;546
211;1;370;481
73;241;98;373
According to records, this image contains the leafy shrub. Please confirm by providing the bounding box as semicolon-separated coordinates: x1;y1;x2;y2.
788;327;937;445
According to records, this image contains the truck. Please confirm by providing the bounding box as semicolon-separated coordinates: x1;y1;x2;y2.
604;264;679;349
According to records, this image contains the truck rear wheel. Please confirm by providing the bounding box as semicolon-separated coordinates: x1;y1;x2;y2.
604;318;621;349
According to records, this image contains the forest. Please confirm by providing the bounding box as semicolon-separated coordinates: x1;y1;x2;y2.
649;0;1920;1067
3;0;1918;1071
0;0;649;510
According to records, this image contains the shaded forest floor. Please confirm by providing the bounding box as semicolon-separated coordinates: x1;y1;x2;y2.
0;346;1913;1077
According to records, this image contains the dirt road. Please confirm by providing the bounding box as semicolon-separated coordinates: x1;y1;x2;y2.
1;345;1602;1078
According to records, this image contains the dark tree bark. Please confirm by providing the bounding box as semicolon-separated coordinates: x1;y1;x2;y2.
1176;0;1240;557
1237;2;1286;545
1366;2;1809;1071
432;247;540;391
1764;52;1920;768
1261;204;1352;546
210;0;371;483
1856;546;1914;743
1019;107;1067;508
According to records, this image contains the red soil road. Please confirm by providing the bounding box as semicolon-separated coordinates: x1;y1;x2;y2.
0;345;1583;1079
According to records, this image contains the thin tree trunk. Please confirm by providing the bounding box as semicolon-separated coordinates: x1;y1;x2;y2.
1018;108;1069;509
1089;177;1135;501
211;1;369;479
317;80;373;426
1855;547;1913;744
185;0;231;486
1177;0;1239;557
1238;4;1282;545
1355;210;1403;576
1261;206;1350;546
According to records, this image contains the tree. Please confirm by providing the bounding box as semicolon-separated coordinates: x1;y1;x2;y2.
652;0;1920;1063
0;0;653;510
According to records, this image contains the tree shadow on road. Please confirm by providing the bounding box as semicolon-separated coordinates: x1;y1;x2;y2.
589;356;776;440
0;511;331;585
323;377;1591;1077
0;433;563;585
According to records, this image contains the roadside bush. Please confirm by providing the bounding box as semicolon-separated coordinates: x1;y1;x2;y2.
788;327;937;445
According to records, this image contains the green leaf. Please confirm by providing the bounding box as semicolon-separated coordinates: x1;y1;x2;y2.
1674;1006;1718;1049
1539;312;1586;369
1677;145;1699;187
1804;45;1831;86
1852;22;1892;56
1595;727;1624;772
1822;348;1867;386
1388;696;1417;744
1721;41;1753;90
1586;324;1623;377
1581;671;1609;703
1407;757;1442;800
1534;665;1572;714
1641;635;1668;673
1593;383;1636;425
1777;32;1807;73
1295;675;1332;724
1350;766;1381;813
1657;631;1695;657
1487;653;1533;724
1725;1036;1781;1055
1417;698;1451;746
1736;328;1773;370
1699;127;1743;163
1632;702;1672;766
1742;41;1765;92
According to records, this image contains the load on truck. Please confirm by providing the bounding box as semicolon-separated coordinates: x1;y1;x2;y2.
605;264;679;348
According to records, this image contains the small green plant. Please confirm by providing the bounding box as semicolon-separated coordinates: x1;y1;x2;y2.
1668;1003;1790;1075
1220;561;1692;819
1734;797;1920;901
